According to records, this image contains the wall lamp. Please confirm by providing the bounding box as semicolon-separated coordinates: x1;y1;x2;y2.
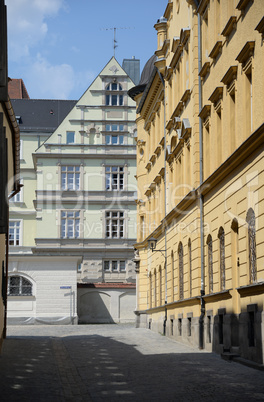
148;237;166;253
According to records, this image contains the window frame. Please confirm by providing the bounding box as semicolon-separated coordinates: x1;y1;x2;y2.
61;165;80;191
8;275;32;296
61;210;80;239
105;210;125;239
66;131;75;144
103;260;126;272
105;166;124;191
10;180;23;203
9;220;22;246
105;82;124;106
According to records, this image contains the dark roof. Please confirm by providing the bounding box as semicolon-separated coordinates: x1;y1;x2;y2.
11;99;77;133
128;54;157;100
8;79;30;99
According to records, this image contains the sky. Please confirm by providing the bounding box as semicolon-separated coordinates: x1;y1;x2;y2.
6;0;167;100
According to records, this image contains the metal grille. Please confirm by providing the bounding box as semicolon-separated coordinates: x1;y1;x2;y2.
219;228;225;290
248;214;257;283
208;236;213;294
178;243;184;300
8;276;32;296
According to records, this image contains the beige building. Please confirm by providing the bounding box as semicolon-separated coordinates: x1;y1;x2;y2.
129;0;264;365
0;0;20;349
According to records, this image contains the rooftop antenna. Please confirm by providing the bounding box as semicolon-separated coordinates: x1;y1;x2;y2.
101;27;134;57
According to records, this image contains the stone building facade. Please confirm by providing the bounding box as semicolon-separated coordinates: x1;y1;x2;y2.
9;57;139;324
129;0;264;365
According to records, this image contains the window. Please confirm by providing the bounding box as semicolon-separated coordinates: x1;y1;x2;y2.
106;83;123;91
188;239;192;298
207;235;213;293
105;125;124;145
246;208;257;283
105;82;123;106
61;166;80;191
149;272;152;308
171;251;174;302
106;134;124;145
178;242;184;300
106;166;124;191
218;227;225;291
20;139;23;159
106;124;124;131
105;211;124;238
103;260;126;272
10;182;23;203
159;265;162;305
66;131;75;144
9;221;21;246
61;211;80;238
8;276;32;296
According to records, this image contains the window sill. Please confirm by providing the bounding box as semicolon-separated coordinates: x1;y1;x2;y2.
203;289;232;302
7;295;35;300
236;282;264;297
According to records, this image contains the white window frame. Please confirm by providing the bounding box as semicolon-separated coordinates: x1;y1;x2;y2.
105;211;124;238
105;166;124;191
20;139;23;159
9;220;22;246
61;166;80;191
10;180;23;203
103;260;126;272
61;210;80;239
8;275;32;296
105;82;123;106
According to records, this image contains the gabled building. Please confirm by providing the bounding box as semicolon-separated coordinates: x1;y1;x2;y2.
129;0;264;365
9;57;138;324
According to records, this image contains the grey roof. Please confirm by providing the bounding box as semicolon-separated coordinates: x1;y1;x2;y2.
128;54;157;100
11;99;77;133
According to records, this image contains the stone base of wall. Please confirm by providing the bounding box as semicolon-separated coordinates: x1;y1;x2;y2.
141;307;264;365
7;316;78;325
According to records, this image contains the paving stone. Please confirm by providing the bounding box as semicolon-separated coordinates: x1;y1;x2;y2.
0;324;263;401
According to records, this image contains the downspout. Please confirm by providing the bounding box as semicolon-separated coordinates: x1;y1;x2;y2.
157;69;167;336
197;7;205;349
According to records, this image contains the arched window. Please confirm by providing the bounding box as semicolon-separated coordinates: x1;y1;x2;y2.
149;272;152;308
178;242;184;300
246;208;257;283
106;83;123;91
105;82;123;106
159;265;162;305
154;269;157;307
8;276;32;296
207;235;213;294
218;227;225;290
188;239;192;298
171;251;174;302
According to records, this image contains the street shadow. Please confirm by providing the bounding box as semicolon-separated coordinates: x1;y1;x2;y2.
210;306;263;365
0;329;264;401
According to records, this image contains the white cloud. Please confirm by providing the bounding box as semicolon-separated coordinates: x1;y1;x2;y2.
6;0;65;61
26;54;75;99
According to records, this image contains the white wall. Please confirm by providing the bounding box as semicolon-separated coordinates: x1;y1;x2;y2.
7;256;80;325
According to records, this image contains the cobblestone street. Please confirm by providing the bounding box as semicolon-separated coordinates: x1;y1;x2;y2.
0;324;263;401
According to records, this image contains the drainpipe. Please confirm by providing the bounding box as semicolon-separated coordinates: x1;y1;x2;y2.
197;8;205;350
157;69;168;335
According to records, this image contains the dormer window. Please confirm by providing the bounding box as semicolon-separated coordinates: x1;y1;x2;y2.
105;82;123;106
106;83;122;91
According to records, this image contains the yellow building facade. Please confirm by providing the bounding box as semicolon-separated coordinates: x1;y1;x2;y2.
129;0;264;365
